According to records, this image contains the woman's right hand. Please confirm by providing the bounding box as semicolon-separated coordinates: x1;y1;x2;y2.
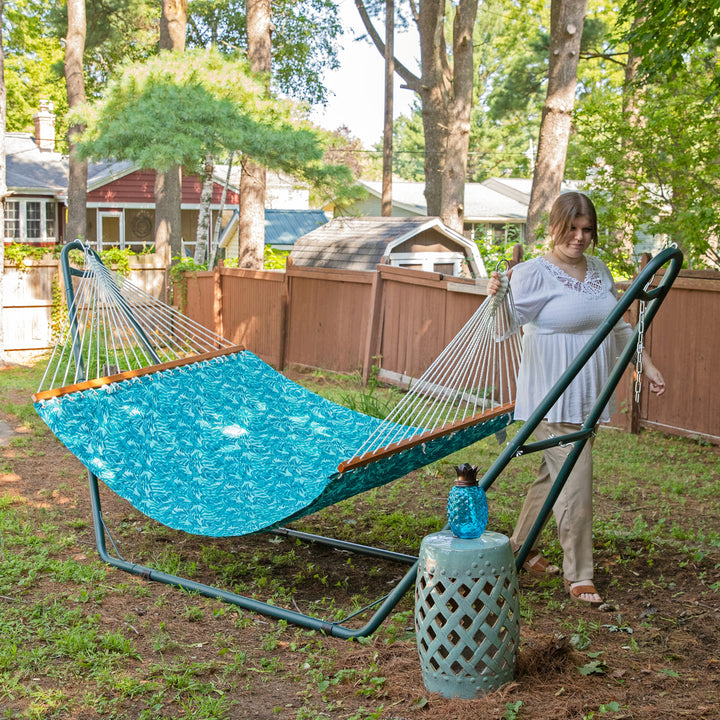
487;271;503;296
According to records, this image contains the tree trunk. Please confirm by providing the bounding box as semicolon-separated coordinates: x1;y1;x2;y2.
1;0;7;360
238;0;271;270
64;0;87;243
526;0;588;244
194;156;214;265
440;0;477;232
417;0;449;218
618;7;644;255
209;153;234;268
154;168;182;265
381;0;394;216
354;0;479;230
156;0;187;265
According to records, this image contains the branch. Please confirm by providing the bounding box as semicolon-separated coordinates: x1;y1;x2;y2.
579;50;628;67
353;0;420;92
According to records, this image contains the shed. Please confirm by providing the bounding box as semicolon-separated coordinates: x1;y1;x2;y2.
290;216;487;278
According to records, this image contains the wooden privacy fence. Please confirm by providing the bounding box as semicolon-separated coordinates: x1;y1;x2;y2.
2;255;167;358
612;269;720;444
180;263;489;382
180;263;719;444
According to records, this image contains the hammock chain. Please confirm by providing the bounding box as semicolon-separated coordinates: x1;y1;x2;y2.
633;241;676;404
634;298;646;404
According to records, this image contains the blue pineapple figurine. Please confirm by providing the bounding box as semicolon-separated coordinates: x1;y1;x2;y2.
447;463;488;539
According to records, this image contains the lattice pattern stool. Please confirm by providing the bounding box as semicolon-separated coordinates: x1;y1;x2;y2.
415;530;520;698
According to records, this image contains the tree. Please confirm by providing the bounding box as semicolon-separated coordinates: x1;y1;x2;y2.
572;46;720;271
193;155;214;264
1;0;6;362
155;0;186;265
186;0;342;106
64;0;87;242
237;0;271;269
74;50;355;220
3;0;67;139
354;0;479;232
381;0;393;216
526;0;588;244
619;0;720;86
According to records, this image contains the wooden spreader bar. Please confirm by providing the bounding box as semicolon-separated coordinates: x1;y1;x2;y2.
32;345;245;402
337;402;514;474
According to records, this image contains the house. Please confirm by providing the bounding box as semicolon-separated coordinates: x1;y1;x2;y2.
5;103;66;247
4;103;316;257
353;178;581;246
290;216;487;278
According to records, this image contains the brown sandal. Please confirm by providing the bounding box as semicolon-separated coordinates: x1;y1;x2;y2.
565;579;603;608
515;550;560;577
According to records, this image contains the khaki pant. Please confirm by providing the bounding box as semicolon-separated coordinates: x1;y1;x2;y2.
510;421;595;582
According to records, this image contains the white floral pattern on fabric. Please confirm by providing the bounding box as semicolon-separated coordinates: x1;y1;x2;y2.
538;255;605;296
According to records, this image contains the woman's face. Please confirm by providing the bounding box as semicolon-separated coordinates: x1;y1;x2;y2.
551;214;594;260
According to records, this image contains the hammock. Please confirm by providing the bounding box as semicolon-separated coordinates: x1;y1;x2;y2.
33;244;521;537
33;242;684;638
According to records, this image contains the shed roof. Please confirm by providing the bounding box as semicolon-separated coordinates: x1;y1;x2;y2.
290;216;486;275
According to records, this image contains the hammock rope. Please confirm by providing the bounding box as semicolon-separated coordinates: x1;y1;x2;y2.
39;247;234;393
342;274;521;470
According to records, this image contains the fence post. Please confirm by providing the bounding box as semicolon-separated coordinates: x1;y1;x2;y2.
362;266;385;385
213;261;224;340
278;258;292;370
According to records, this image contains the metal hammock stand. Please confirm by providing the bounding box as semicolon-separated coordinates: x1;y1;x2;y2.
33;242;683;638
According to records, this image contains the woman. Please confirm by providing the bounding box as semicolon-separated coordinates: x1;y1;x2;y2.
487;192;665;607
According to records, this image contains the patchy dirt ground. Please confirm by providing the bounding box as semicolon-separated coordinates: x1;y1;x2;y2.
2;380;720;720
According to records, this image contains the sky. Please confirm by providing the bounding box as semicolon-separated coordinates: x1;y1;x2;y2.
310;0;420;149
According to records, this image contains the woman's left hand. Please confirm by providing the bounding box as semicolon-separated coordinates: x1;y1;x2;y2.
642;357;666;396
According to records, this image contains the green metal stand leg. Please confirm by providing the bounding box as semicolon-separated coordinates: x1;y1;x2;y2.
87;470;417;639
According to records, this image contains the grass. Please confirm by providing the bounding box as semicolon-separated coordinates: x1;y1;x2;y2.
0;360;718;718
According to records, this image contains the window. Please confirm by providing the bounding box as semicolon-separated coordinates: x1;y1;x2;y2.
389;252;465;276
27;202;42;239
46;206;56;240
3;200;57;243
5;202;20;240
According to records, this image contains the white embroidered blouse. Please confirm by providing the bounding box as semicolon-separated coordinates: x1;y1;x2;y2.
511;255;633;424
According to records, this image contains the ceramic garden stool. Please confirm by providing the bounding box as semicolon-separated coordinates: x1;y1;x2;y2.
414;529;520;699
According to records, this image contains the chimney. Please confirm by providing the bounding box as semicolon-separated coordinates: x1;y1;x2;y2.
33;100;56;152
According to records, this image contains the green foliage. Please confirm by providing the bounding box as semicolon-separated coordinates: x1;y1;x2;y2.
4;242;55;267
619;0;720;86
503;700;524;720
3;0;68;140
168;257;208;310
263;246;290;270
76;48;357;206
572;47;720;270
187;0;343;106
51;0;159;98
391;0;625;182
98;247;135;276
390;108;425;181
50;277;68;341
